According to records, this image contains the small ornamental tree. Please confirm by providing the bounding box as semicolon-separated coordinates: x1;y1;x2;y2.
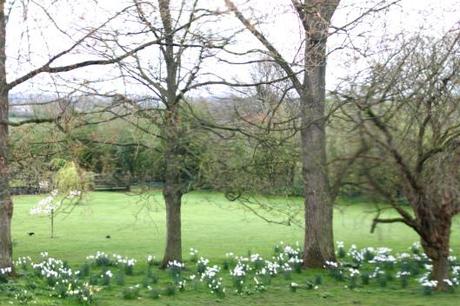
31;160;89;238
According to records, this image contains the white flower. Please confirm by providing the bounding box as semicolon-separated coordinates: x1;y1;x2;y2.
349;268;360;277
230;263;247;277
68;190;82;198
324;261;338;268
167;260;184;269
30;195;59;216
0;267;12;275
396;271;411;278
147;255;155;264
197;257;209;266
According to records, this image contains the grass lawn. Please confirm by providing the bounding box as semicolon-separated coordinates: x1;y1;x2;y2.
4;191;460;305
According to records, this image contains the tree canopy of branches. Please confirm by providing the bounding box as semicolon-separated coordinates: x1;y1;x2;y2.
0;0;166;270
75;0;241;266
338;31;460;290
224;0;342;267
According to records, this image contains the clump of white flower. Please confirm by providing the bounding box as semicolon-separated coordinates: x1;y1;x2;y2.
230;262;248;293
30;189;82;216
419;276;438;295
190;248;199;262
147;255;155;266
196;257;210;274
201;265;221;281
167;260;185;284
263;261;280;276
113;254;136;275
0;266;12;275
231;263;247;278
167;260;185;269
30;192;59;216
86;251;112;266
349;268;360;277
348;245;364;264
324;261;339;268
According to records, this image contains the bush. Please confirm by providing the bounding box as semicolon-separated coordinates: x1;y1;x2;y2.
54;161;94;193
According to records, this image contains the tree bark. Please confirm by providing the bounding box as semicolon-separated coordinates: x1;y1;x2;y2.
160;104;183;267
419;207;452;291
224;0;339;268
161;180;183;266
0;0;13;270
301;89;335;266
160;108;184;266
301;0;338;267
0;89;13;269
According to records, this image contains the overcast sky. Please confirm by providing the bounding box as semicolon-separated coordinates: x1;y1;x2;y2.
6;0;460;99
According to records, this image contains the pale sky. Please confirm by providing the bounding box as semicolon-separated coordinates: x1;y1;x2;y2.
6;0;460;100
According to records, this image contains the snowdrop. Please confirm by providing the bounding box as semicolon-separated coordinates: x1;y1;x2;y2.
349;268;360;277
230;263;246;277
167;260;185;269
0;266;12;275
190;248;199;259
147;255;155;266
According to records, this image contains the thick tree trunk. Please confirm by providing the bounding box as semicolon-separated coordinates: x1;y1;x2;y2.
0;0;13;270
432;255;449;287
161;183;182;266
419;209;452;291
301;4;337;266
160;103;183;267
301;93;335;267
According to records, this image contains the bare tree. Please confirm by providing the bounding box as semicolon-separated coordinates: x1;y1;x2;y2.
0;0;164;269
337;31;460;289
74;0;240;266
224;0;341;267
224;0;399;268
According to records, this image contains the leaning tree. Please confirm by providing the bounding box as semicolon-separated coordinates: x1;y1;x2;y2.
338;31;460;289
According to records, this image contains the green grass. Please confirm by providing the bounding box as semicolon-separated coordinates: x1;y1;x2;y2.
5;191;460;305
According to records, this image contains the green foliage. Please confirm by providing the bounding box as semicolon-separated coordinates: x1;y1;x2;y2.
54;161;94;192
121;286;140;300
5;191;460;305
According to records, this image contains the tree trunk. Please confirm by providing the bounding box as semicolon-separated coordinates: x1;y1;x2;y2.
0;0;13;270
301;2;337;266
301;93;335;266
0;110;13;269
419;209;452;291
161;183;182;267
160;103;183;267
